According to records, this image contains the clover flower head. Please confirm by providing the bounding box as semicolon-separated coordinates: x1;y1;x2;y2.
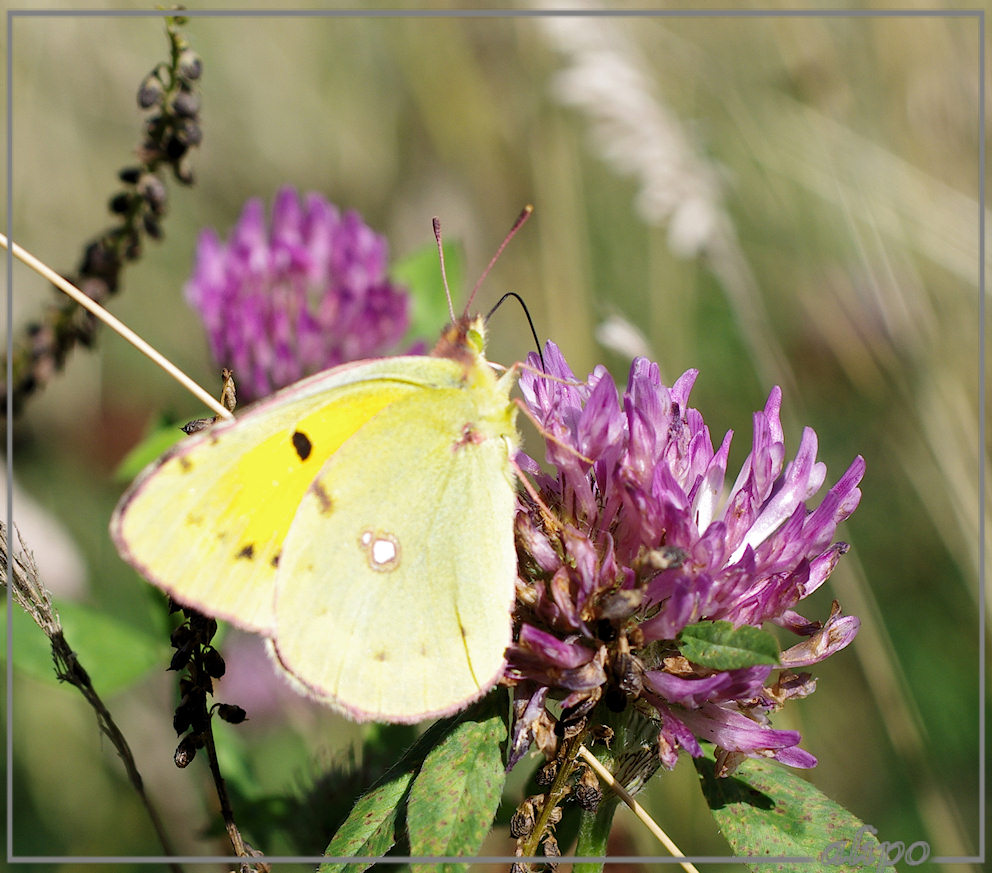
185;186;411;400
507;342;865;775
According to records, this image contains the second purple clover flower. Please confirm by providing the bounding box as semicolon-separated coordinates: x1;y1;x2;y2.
507;342;865;776
185;187;411;401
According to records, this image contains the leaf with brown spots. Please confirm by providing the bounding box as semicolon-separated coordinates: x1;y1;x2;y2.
406;693;508;870
695;745;883;871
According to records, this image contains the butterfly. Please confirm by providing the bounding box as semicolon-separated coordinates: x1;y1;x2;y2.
111;313;520;723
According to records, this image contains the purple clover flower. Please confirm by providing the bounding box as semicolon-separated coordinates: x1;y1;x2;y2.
185;187;412;401
507;342;865;775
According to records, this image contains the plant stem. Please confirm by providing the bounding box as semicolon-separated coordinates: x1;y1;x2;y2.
573;791;621;873
515;725;588;862
200;716;267;871
2;524;184;872
571;730;621;873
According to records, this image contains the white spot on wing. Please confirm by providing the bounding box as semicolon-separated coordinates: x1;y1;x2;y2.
359;529;401;572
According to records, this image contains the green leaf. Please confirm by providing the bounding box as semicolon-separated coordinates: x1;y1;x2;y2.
391;240;465;341
695;746;885;872
678;620;779;670
407;692;508;872
319;755;416;873
113;416;187;482
320;711;470;872
3;599;168;695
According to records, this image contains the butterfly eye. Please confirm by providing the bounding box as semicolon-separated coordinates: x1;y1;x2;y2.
466;324;486;354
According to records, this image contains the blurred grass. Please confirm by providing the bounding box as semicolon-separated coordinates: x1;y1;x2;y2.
3;3;986;870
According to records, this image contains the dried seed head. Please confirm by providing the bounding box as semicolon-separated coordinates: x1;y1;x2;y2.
172;89;200;118
202;646;226;679
509;798;536;838
170;624;193;648
109;192;131;215
139;174;167;213
118;166;142;184
137;73;163;108
542;833;561;862
574;765;603;812
143;214;162;240
169;643;193;672
173;734;199;768
536;759;558;786
216;703;247;725
177;49;202;80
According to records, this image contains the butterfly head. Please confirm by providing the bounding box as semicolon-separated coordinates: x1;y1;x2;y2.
431;314;488;368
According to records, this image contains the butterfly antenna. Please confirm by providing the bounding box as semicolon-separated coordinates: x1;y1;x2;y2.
486;291;545;372
432;216;458;323
463;204;533;315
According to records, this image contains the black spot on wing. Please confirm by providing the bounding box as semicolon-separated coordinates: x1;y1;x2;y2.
292;430;313;461
236;543;255;560
178;456;194;472
270;552;280;568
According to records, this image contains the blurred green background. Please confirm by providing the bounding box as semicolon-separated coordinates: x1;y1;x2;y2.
3;2;986;870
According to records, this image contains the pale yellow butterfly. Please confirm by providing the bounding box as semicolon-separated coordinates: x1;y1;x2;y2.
111;212;531;723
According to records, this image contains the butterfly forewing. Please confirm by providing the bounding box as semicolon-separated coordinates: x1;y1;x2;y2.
112;357;463;632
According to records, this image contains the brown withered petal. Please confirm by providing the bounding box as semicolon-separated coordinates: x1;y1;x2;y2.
590;724;614;747
596;589;643;621
638;545;687;571
713;747;748;778
768;671;816;705
532;711;559;760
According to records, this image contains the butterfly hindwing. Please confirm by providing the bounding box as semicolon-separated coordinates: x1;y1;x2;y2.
272;384;518;722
